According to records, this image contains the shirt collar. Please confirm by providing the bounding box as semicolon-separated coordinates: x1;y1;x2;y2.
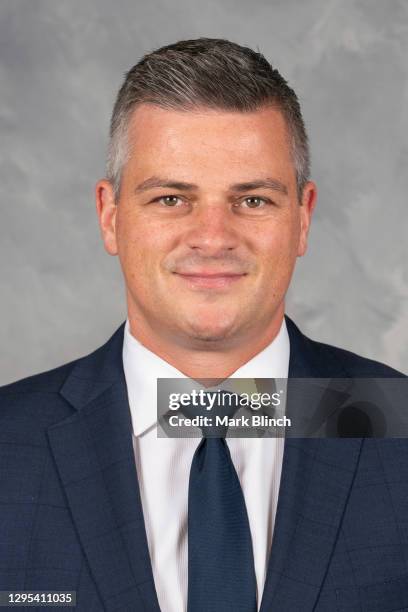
122;318;290;437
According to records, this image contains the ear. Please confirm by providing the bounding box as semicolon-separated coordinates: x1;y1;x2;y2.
95;179;118;255
297;180;317;257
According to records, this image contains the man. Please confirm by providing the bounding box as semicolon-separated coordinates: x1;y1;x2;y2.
0;38;406;612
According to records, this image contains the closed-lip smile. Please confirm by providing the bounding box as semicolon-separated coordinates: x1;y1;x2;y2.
177;271;245;277
174;271;247;289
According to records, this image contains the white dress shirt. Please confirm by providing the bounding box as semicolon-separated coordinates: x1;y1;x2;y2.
122;319;289;612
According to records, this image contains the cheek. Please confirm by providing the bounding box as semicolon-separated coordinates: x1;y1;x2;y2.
254;224;300;290
116;214;174;279
258;222;300;263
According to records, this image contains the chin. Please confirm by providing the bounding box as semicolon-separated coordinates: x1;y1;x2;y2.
184;316;237;344
172;300;246;342
190;331;231;343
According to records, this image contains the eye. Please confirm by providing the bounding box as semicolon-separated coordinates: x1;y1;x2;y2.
239;196;269;209
157;195;183;207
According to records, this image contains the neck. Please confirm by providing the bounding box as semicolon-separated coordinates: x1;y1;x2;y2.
126;308;285;379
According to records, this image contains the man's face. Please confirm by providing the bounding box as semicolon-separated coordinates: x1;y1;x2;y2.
96;104;316;349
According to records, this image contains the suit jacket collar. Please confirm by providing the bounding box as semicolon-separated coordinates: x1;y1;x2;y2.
59;322;126;410
49;317;361;612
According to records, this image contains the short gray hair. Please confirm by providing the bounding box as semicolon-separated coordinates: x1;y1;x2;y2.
107;38;310;201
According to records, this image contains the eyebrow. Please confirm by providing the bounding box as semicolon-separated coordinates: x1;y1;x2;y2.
134;177;197;193
134;176;288;196
229;179;288;196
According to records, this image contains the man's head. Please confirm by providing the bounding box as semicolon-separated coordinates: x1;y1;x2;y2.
96;38;317;359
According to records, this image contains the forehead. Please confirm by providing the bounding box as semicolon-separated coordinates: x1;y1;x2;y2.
125;103;295;184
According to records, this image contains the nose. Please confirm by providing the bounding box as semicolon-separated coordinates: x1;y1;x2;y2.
185;203;239;256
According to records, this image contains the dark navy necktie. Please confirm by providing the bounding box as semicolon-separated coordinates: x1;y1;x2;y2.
187;391;257;612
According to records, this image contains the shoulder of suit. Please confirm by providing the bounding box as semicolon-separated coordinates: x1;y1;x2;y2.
0;323;125;426
306;336;406;378
0;359;77;397
0;357;84;433
285;315;406;377
0;359;82;443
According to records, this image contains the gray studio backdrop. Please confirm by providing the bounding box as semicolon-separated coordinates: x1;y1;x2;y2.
1;0;407;384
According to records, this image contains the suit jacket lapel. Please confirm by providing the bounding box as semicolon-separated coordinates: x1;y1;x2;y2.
259;317;363;611
47;324;160;611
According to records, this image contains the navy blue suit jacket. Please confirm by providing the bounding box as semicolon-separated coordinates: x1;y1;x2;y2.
1;316;407;611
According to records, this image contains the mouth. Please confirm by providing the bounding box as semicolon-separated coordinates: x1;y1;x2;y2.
174;271;247;289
